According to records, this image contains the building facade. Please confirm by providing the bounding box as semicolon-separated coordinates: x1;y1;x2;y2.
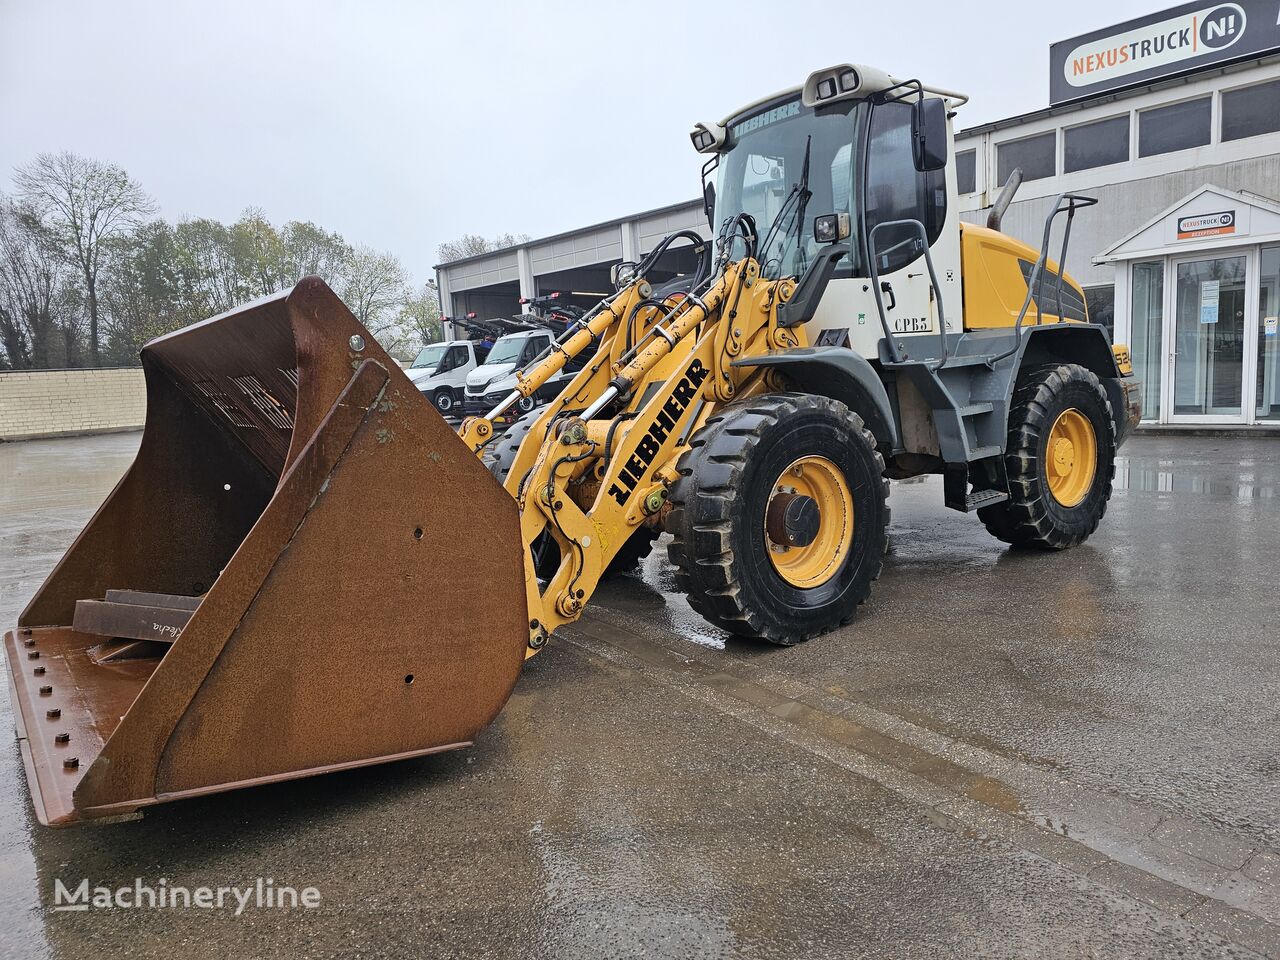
436;2;1280;427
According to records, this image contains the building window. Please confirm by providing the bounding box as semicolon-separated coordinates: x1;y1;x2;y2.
1221;78;1280;143
997;131;1056;184
1130;261;1163;419
1084;285;1115;341
956;149;977;194
1138;97;1210;157
1064;116;1129;173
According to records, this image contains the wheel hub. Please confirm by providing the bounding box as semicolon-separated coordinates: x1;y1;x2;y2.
765;493;820;548
1046;408;1097;507
764;456;854;589
1052;436;1075;476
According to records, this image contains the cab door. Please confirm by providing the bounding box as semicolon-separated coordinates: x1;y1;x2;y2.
861;99;961;346
812;97;962;357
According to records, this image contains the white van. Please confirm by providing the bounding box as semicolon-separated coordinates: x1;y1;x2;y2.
407;340;489;415
462;329;554;416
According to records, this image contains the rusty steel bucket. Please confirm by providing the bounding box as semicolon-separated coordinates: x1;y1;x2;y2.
3;278;529;826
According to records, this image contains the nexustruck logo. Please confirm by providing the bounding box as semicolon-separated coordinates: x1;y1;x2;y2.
1064;3;1247;87
52;877;321;915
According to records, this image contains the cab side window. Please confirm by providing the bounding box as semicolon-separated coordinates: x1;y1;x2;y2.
445;345;467;370
863;100;947;275
520;337;548;365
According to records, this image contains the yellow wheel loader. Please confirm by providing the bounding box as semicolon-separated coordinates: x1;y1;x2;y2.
5;64;1142;825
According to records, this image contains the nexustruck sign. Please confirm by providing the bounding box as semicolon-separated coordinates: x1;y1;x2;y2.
1049;0;1280;104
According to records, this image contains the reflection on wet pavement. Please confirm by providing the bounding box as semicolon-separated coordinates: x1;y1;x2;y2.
1115;455;1278;498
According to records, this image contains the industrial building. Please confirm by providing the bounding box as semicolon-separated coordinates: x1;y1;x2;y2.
436;0;1280;427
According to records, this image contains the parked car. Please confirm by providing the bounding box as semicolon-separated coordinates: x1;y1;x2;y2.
407;339;489;415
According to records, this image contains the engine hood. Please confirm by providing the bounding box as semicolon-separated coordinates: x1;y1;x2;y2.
467;362;516;389
406;366;439;386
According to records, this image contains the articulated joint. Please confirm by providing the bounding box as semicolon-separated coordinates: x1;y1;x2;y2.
528;620;548;650
642;488;668;514
557;589;586;617
558;418;588;446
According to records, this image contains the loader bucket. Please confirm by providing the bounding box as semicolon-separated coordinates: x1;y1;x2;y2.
3;277;529;826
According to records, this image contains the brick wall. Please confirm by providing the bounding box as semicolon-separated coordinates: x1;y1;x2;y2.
0;368;147;441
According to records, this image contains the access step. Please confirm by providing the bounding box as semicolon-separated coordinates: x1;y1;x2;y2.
960;488;1009;512
957;402;994;417
944;465;1011;513
943;479;1010;513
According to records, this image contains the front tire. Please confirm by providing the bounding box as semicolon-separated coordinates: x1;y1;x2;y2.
667;393;889;645
488;408;543;488
431;388;455;415
978;363;1116;549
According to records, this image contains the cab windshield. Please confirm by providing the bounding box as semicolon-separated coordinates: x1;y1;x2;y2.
483;335;527;365
715;97;859;280
410;343;448;370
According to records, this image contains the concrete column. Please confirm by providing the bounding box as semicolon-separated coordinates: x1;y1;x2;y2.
620;221;640;263
517;248;535;301
436;269;456;341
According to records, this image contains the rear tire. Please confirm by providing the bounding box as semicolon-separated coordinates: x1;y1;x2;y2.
667;393;889;645
978;363;1115;550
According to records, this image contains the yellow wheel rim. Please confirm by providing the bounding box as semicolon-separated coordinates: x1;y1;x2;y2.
1046;408;1097;508
764;456;854;588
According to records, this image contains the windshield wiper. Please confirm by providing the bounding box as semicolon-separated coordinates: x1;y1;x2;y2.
793;136;813;274
759;136;812;279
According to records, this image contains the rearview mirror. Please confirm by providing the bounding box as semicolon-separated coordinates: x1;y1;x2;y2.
703;180;716;229
911;98;948;172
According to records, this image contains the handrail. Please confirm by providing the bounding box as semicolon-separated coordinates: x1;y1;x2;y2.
987;192;1098;367
867;218;948;367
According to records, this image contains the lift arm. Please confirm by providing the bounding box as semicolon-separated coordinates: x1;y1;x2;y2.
465;251;805;651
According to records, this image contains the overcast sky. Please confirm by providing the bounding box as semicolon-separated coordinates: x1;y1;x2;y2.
1;0;1162;282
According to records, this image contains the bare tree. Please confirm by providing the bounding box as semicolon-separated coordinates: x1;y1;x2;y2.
14;152;155;364
340;245;412;355
0;197;70;368
229;207;288;297
399;281;443;351
98;219;184;363
436;231;530;264
281;220;352;286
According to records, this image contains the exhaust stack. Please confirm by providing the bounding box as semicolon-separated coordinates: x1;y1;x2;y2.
987;168;1024;232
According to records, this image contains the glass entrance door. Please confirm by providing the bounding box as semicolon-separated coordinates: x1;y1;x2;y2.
1171;255;1248;420
1257;246;1280;422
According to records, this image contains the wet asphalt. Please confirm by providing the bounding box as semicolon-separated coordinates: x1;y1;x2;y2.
0;431;1277;959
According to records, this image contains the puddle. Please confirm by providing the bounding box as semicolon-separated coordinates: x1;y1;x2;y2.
1113;457;1277;499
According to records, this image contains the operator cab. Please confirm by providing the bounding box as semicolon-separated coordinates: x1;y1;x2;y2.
693;64;965;355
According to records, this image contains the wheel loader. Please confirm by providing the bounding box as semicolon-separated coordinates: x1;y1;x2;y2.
5;63;1142;826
